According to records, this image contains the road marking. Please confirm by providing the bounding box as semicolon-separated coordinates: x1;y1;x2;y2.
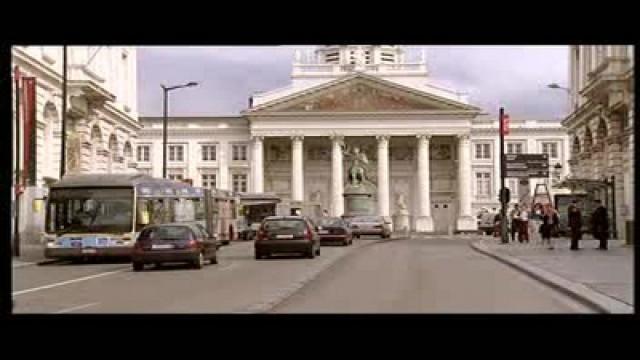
54;302;100;314
12;269;128;296
219;263;238;271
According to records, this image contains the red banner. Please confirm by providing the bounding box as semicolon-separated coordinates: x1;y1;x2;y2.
22;77;37;186
501;113;510;136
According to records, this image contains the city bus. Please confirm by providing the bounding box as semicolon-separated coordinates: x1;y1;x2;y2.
43;173;213;260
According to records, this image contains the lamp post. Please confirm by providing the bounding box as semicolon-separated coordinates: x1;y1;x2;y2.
161;82;199;179
547;83;572;114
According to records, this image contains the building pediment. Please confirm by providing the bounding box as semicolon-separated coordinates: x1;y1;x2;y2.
247;73;479;113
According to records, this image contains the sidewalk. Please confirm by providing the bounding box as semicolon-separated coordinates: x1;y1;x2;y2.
12;244;55;268
471;235;634;313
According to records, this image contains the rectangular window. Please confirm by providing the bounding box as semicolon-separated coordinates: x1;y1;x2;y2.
201;173;216;189
474;143;491;160
232;174;248;193
232;144;248;161
506;143;523;154
542;142;558;159
475;172;491;197
201;145;216;161
137;145;150;162
169;145;184;162
168;169;184;181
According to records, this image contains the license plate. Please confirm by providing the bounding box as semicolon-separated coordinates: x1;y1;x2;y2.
318;230;329;234
276;234;294;239
152;244;174;250
82;248;97;254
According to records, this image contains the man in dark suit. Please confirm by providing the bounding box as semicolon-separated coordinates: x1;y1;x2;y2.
590;200;609;250
568;200;582;250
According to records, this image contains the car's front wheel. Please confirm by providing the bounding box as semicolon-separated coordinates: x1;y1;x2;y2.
132;261;144;272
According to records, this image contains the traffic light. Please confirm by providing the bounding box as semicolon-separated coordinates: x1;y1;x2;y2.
499;188;510;203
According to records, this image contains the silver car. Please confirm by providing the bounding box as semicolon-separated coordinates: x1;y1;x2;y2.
346;215;392;238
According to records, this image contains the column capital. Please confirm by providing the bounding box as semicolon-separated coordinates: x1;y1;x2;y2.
290;135;304;142
416;133;431;141
457;133;471;141
251;135;264;142
376;134;390;142
329;133;344;143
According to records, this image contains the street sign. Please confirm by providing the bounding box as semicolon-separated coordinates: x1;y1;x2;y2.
504;154;549;178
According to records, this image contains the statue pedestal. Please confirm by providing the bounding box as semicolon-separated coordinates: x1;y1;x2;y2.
343;184;374;217
415;216;434;233
393;212;410;234
456;215;478;233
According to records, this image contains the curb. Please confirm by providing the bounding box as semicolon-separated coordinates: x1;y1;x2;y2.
470;240;634;314
237;238;390;313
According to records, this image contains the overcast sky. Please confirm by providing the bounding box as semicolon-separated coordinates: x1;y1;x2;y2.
137;46;569;119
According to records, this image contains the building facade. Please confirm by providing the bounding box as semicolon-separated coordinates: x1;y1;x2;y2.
11;46;141;246
562;45;634;243
139;45;570;234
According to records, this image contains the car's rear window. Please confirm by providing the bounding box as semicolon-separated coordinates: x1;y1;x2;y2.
351;216;380;223
263;220;306;232
318;218;343;226
139;226;193;241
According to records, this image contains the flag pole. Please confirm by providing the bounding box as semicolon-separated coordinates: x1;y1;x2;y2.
499;107;508;244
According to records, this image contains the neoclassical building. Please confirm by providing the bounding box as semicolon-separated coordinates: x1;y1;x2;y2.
139;45;570;234
562;45;634;243
11;46;140;245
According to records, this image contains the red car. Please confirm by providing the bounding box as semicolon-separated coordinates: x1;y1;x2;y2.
132;223;218;271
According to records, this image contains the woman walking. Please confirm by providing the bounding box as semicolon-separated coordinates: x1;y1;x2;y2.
540;204;559;249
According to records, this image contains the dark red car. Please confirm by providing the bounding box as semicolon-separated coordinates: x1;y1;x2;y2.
132;223;218;271
317;217;353;246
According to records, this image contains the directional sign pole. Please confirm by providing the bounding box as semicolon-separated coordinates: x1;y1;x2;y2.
499;108;508;244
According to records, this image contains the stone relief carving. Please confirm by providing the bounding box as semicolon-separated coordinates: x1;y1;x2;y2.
430;143;452;160
268;143;290;161
310;190;322;203
391;146;414;161
307;146;331;161
280;82;440;112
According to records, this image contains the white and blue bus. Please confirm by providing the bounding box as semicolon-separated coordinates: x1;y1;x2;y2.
43;173;213;260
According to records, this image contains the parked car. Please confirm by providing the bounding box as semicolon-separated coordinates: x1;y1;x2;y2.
346;215;391;238
254;216;321;259
132;223;218;271
317;217;353;246
477;212;497;235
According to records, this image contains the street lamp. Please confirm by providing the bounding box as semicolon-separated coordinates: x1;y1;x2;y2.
547;83;573;115
161;81;199;179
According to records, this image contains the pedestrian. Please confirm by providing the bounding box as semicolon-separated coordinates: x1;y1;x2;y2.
518;204;530;243
530;203;544;244
590;200;609;250
568;200;583;250
509;204;520;242
493;212;502;237
322;209;329;217
540;204;558;249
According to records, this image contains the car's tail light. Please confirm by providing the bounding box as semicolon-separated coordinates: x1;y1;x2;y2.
304;225;313;241
256;228;266;241
187;239;198;248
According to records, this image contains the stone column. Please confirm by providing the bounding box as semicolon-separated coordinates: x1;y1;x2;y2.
330;134;344;216
252;135;264;193
456;133;477;231
606;116;624;241
414;133;433;232
376;135;390;217
291;135;304;202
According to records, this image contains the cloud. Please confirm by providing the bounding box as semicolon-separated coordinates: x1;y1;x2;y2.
137;45;569;119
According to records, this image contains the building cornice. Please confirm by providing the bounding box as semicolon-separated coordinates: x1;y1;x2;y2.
247;110;482;118
12;47;63;86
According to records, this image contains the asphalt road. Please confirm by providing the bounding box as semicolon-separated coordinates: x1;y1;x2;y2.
12;236;593;314
271;236;594;313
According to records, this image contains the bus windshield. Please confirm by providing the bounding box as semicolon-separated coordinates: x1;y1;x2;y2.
47;188;134;234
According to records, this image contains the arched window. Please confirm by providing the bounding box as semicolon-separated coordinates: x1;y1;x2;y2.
123;141;133;170
572;136;581;157
43;102;59;179
596;118;608;145
108;134;118;173
90;125;102;172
